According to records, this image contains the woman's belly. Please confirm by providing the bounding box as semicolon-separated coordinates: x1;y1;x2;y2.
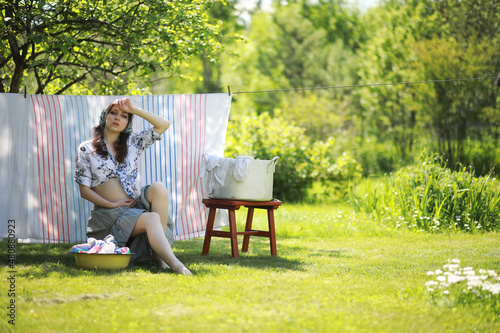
94;177;137;203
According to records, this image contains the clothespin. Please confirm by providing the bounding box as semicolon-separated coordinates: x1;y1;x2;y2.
227;85;231;96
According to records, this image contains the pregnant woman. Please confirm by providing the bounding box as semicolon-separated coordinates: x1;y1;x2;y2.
74;97;191;275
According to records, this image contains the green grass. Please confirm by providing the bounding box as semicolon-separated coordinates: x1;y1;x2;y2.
1;204;500;332
348;156;500;232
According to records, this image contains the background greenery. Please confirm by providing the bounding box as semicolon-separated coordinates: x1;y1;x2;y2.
2;0;499;202
2;1;499;222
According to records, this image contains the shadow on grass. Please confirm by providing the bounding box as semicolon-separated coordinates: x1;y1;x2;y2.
1;241;75;266
0;241;132;278
1;238;305;278
174;238;306;275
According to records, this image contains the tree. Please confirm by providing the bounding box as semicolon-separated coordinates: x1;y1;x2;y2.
292;0;367;51
410;0;500;167
434;0;500;42
355;0;438;160
228;2;361;116
196;0;246;94
412;38;499;165
356;0;499;170
0;0;223;94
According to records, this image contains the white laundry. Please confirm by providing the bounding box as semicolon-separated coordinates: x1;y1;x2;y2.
233;156;254;181
200;155;231;195
201;155;254;195
98;235;117;254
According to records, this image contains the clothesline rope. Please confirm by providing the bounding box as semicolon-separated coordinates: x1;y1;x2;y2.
230;76;497;95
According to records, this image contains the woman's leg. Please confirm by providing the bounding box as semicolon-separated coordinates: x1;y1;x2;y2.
145;182;172;268
130;212;191;275
146;182;170;232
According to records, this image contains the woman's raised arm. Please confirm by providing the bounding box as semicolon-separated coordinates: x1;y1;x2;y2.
113;97;170;135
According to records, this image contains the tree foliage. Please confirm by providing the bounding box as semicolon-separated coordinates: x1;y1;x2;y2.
0;0;223;94
225;111;362;202
215;0;499;182
355;0;499;168
412;37;500;165
355;0;440;160
3;0;499;192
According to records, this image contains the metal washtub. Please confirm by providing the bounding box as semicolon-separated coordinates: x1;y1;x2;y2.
211;156;279;201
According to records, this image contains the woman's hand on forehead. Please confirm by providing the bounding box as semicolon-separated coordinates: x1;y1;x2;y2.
113;97;135;114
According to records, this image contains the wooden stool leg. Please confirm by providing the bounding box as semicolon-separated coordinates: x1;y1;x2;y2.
228;209;239;258
267;208;277;256
242;207;255;252
202;207;217;255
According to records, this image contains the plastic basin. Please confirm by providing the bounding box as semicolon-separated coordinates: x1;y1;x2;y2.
74;253;132;270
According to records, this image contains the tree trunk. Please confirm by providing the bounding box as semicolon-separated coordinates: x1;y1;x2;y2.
10;62;25;94
6;30;26;94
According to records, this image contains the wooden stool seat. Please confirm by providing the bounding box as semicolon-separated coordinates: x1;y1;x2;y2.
202;198;282;258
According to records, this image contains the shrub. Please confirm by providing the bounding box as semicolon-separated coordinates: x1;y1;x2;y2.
461;138;500;177
225;112;362;202
225;112;313;201
354;141;400;176
348;155;500;232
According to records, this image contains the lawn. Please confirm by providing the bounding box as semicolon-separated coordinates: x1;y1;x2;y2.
1;203;499;332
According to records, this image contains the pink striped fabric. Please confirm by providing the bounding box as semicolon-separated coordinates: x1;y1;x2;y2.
176;94;208;240
2;93;231;243
31;95;70;243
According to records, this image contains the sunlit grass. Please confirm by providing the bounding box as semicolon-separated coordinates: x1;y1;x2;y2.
1;203;499;332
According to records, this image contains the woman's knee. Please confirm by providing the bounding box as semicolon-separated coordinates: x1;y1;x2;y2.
132;212;162;237
147;182;169;202
139;212;162;228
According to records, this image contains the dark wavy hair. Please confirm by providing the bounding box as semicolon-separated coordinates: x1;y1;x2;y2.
92;107;134;164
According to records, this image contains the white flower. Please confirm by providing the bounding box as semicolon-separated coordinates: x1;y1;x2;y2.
482;281;492;291
467;279;482;288
467;275;481;282
487;270;497;277
490;284;500;295
440;282;450;288
448;274;465;284
444;264;460;271
424;261;500;297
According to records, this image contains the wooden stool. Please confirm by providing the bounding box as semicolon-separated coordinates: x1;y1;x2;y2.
202;198;282;258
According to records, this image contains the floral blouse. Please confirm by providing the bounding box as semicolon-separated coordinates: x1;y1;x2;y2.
74;127;162;199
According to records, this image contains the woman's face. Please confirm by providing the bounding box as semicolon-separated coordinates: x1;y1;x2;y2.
105;107;130;133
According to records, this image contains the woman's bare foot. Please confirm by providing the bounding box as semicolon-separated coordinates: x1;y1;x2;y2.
171;263;192;276
152;252;192;275
152;253;170;269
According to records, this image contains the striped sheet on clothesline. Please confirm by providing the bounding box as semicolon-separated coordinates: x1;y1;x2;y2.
0;93;231;244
